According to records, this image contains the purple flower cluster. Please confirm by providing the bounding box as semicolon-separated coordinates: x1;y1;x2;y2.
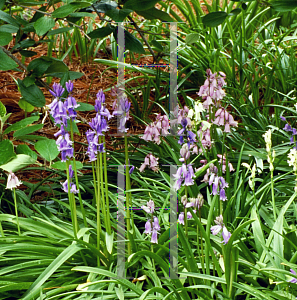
177;194;204;225
281;116;297;149
142;200;161;244
47;81;80;162
112;94;131;132
178;196;196;225
86;90;112;162
209;175;229;201
197;69;226;110
210;215;231;244
142;113;170;144
197;155;234;201
177;117;196;146
61;165;79;194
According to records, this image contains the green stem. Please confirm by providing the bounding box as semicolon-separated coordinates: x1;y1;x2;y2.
124;134;132;256
99;135;107;231
271;170;276;221
0;221;4;237
70;120;87;227
92;161;97;207
13;188;20;236
66;160;78;239
184;187;188;237
199;210;205;275
96;159;102;266
103;135;111;235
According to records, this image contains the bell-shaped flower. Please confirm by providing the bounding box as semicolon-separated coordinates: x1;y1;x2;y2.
6;172;22;190
141;200;155;214
210;215;231;244
49;82;65;98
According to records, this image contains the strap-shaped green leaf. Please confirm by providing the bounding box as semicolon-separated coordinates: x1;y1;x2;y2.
271;0;297;12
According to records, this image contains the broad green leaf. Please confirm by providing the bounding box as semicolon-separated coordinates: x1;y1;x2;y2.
0;24;19;33
20;50;37;57
0;48;18;71
34;139;59;162
136;7;174;21
18;99;35;112
0;0;5;10
22;76;35;87
27;58;52;77
17;80;46;107
106;8;132;22
271;0;297;12
92;0;117;13
185;33;200;45
0;10;19;27
13;124;44;138
88;25;114;39
45;60;68;74
0;140;15;165
13;39;35;51
16;144;37;160
4;116;39;135
123;0;159;11
0;101;6;117
34;16;55;36
151;40;163;51
52;4;79;18
0;32;12;46
47;27;73;36
228;8;241;16
75;102;94;111
124;30;145;54
51;160;83;170
45;71;84;80
202;11;228;27
52;2;92;18
16;134;47;141
69;12;94;18
0;154;36;172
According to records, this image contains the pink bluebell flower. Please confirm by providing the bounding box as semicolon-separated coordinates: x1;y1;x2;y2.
178;211;196;225
139;154;159;173
198;69;226;109
141;200;155;214
142;200;161;244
